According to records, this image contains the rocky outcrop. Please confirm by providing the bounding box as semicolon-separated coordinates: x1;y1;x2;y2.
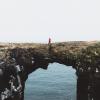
0;41;100;100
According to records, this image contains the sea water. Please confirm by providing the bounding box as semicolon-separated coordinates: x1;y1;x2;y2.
25;63;77;100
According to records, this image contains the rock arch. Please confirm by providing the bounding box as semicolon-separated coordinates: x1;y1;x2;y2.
0;41;100;100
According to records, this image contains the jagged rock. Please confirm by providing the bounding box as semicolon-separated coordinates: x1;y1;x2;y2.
0;41;99;100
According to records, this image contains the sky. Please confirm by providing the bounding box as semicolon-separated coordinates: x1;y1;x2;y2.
0;0;100;43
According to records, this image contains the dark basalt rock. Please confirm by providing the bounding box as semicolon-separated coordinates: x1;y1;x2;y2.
0;41;100;100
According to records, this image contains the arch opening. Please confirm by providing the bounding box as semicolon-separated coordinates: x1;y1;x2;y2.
25;62;77;100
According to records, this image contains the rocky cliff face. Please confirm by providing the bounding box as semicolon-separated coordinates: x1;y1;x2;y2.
0;41;99;100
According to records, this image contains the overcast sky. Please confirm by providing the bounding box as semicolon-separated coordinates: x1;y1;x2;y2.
0;0;100;43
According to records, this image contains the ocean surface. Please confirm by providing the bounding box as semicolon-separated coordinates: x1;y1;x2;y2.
25;63;77;100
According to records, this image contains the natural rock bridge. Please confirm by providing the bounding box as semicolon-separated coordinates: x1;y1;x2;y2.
0;41;100;100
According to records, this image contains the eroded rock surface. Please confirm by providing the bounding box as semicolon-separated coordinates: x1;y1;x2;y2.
0;41;100;100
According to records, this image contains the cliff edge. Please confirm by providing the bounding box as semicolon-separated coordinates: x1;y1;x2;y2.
0;41;99;100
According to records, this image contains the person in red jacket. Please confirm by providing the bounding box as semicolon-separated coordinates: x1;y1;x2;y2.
48;37;51;44
48;37;52;53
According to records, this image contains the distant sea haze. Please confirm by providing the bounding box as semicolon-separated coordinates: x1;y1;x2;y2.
25;63;76;100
